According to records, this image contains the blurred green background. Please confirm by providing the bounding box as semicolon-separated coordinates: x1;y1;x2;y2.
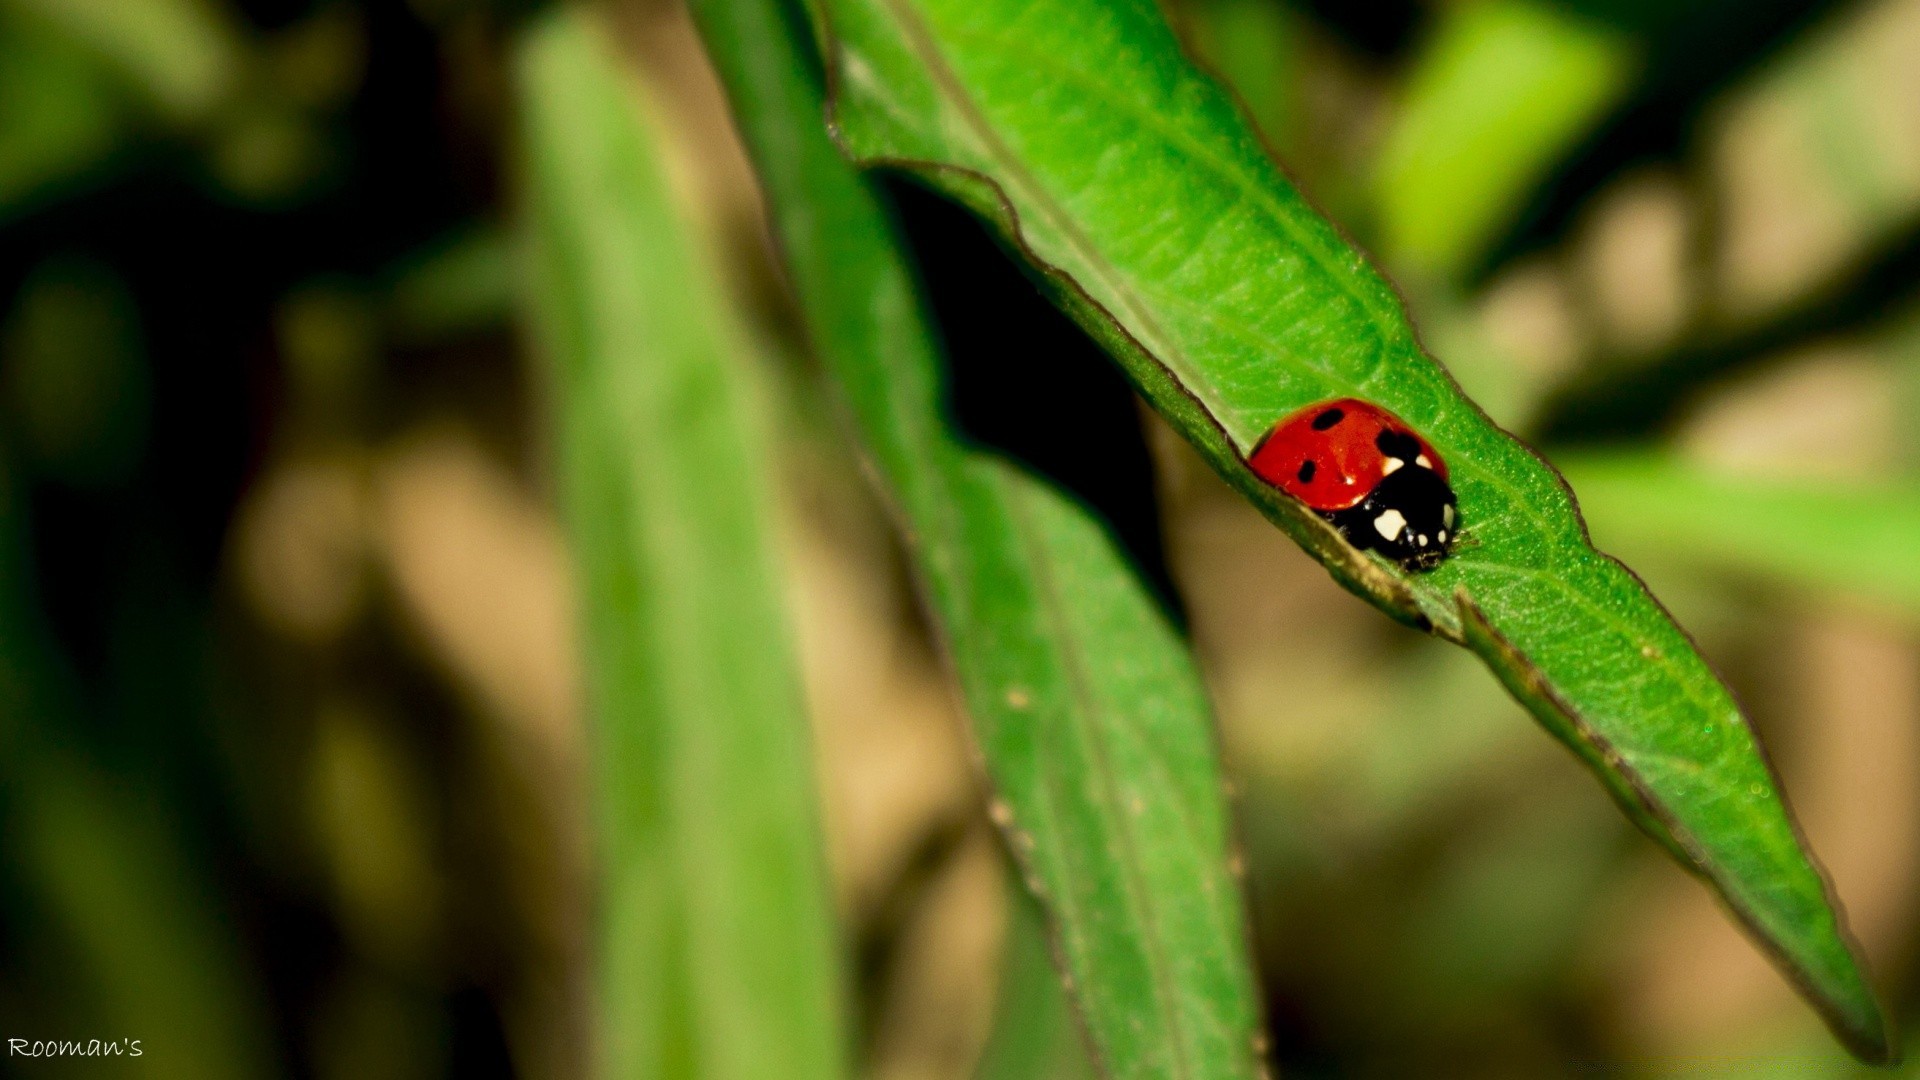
3;0;1920;1075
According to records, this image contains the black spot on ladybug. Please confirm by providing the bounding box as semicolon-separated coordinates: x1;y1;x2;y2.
1374;429;1423;461
1311;408;1345;430
1297;460;1316;483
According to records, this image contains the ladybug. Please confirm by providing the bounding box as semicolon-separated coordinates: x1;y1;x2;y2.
1248;398;1457;571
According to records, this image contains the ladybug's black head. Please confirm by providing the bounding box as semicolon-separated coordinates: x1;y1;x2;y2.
1326;462;1457;572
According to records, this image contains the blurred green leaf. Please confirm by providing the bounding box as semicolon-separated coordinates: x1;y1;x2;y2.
2;0;338;204
4;0;241;123
276;283;377;422
691;0;1268;1075
0;10;125;216
1373;0;1634;278
0;464;273;1080
515;12;847;1080
1396;786;1620;1004
1;257;150;486
206;100;333;204
11;755;276;1078
1566;451;1920;618
386;226;514;341
808;0;1891;1059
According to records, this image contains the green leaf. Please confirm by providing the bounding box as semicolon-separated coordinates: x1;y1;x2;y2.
1372;0;1634;278
808;0;1892;1061
1565;451;1920;618
689;0;1267;1076
514;13;847;1080
975;886;1098;1080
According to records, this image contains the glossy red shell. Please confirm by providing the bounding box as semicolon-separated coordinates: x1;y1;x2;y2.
1248;398;1447;512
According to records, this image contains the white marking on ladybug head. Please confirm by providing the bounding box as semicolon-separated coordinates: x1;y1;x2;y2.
1416;454;1433;469
1437;529;1448;543
1381;457;1404;475
1442;504;1455;527
1417;533;1429;546
1373;508;1407;542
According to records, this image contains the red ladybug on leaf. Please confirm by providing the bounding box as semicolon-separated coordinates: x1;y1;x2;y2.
1248;398;1458;571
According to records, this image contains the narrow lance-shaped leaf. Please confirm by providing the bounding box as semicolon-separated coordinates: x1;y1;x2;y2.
689;0;1267;1075
515;13;847;1080
807;0;1892;1060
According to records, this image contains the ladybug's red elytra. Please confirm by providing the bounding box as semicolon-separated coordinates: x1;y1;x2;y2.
1248;397;1458;571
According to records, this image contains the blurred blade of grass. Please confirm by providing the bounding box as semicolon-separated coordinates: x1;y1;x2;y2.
2;0;240;123
514;12;847;1080
689;0;1268;1076
1372;0;1634;280
385;226;514;343
0;9;125;218
10;755;276;1077
0;465;273;1080
974;886;1097;1080
1565;451;1920;617
806;0;1893;1060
